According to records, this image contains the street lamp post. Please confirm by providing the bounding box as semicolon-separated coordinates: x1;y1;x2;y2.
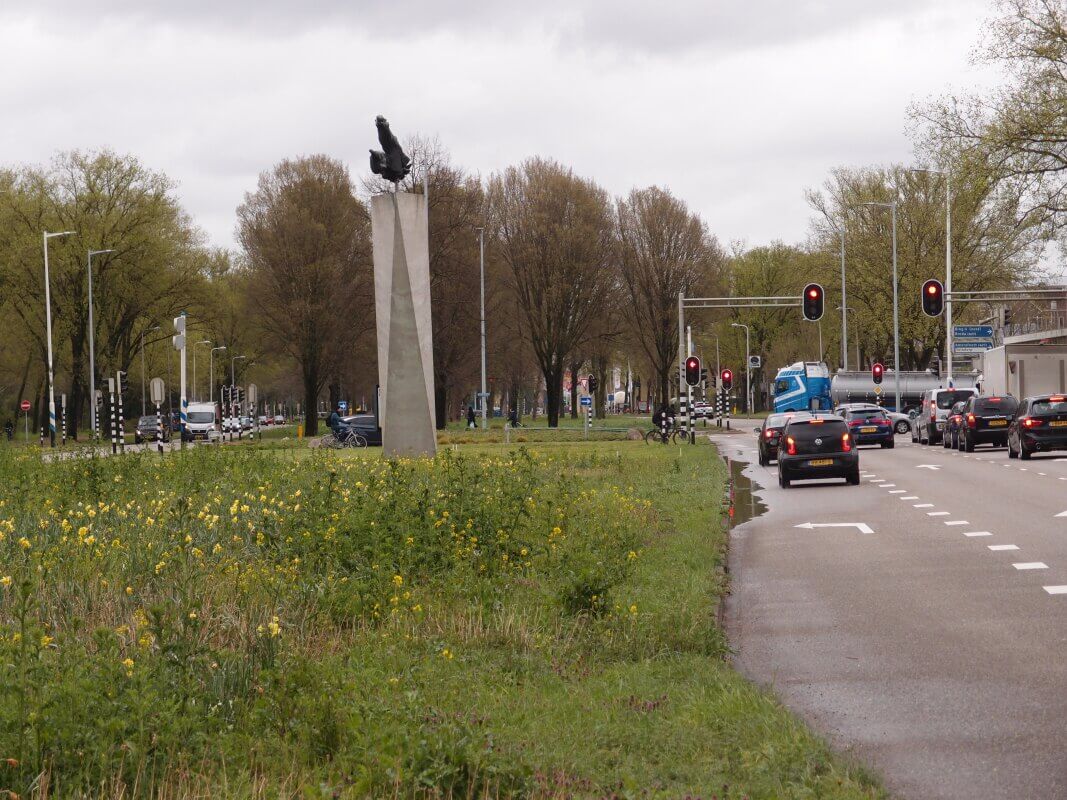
731;322;751;414
43;231;75;446
230;355;246;436
476;227;487;430
140;325;160;415
210;346;227;404
839;226;848;371
194;340;211;402
859;201;900;410
230;354;246;389
86;248;114;438
911;168;953;385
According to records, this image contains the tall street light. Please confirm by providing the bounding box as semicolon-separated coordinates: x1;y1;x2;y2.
731;322;751;414
194;340;211;402
838;225;848;371
911;167;952;385
476;227;487;430
210;346;226;404
87;248;114;438
858;201;901;411
140;325;161;415
43;230;75;446
231;354;246;387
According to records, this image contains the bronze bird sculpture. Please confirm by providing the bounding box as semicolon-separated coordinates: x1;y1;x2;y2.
369;115;411;183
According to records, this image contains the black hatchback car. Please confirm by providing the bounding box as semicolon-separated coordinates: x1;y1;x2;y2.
958;394;1017;451
777;416;859;487
134;414;171;444
1008;395;1067;460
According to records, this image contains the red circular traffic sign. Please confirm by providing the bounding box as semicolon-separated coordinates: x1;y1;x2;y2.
19;400;30;412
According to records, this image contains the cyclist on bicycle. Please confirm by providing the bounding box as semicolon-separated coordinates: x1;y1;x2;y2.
327;405;345;435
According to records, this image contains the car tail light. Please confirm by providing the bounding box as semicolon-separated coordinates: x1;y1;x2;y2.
966;413;976;428
764;429;774;439
1022;417;1043;428
931;412;936;423
848;419;863;427
841;433;851;452
785;436;796;455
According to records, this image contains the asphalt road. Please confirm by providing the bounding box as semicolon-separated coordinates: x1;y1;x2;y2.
718;429;1067;800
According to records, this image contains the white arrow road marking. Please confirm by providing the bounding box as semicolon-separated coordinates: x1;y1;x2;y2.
917;464;942;470
794;522;874;534
1014;562;1048;570
989;545;1019;551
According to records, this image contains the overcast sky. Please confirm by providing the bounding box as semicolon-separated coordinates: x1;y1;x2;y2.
0;1;998;251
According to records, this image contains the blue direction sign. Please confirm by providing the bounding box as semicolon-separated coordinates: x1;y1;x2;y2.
338;400;348;411
580;396;592;407
953;341;995;353
953;324;994;339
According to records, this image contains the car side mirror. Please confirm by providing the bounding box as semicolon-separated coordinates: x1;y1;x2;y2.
754;427;762;434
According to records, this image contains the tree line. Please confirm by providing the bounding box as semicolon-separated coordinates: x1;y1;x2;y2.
0;0;1060;431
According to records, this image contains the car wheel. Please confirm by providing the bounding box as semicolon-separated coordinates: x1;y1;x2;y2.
778;470;790;488
942;432;951;449
964;435;974;453
883;439;895;449
895;420;909;435
758;449;767;467
1020;446;1032;460
848;468;861;485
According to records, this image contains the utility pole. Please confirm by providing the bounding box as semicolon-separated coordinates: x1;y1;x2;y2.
477;227;487;430
839;227;847;370
140;325;160;415
43;231;75;447
87;248;113;438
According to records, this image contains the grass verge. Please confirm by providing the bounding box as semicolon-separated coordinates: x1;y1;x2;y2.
0;441;882;798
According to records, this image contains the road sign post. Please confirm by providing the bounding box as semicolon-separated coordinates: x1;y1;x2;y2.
248;383;258;440
20;400;29;442
150;378;165;454
174;314;187;449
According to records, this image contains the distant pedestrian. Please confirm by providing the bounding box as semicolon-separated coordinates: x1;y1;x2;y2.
467;406;476;429
3;420;12;441
508;408;521;428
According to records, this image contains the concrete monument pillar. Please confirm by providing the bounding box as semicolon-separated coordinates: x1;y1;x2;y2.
372;190;436;457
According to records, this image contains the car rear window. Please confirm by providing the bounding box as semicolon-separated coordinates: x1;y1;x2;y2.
764;414;789;428
973;397;1017;414
1030;398;1067;415
845;410;887;421
786;420;848;441
936;390;973;409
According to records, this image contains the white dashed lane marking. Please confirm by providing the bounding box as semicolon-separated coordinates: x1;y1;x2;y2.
915;503;934;508
989;544;1020;551
1044;586;1067;595
889;490;906;494
1014;562;1049;570
964;531;993;537
944;520;969;526
928;511;950;516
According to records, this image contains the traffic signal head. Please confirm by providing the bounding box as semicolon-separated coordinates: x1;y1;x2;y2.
921;279;944;317
721;369;733;392
588;374;598;393
872;362;884;385
802;283;824;321
685;356;701;386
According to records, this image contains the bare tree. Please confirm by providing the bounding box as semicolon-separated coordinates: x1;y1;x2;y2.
489;158;616;427
237;155;372;436
617;186;724;407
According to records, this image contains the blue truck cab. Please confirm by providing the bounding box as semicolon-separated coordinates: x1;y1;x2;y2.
772;362;832;413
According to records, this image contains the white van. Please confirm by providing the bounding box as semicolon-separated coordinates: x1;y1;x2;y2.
184;402;220;442
916;388;977;445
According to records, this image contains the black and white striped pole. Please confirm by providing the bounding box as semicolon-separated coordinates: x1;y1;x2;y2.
248;383;258;441
150;377;165;454
116;370;127;454
60;393;67;447
108;377;117;455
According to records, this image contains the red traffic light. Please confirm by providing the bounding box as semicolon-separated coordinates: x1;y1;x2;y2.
685;356;701;387
802;283;824;321
721;369;733;391
872;362;884;385
921;279;944;316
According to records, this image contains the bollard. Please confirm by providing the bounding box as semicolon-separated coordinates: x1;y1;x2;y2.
156;402;164;454
110;390;117;455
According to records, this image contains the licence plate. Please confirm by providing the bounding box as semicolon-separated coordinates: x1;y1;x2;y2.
1051;420;1067;428
988;419;1007;427
808;458;834;466
860;427;877;433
